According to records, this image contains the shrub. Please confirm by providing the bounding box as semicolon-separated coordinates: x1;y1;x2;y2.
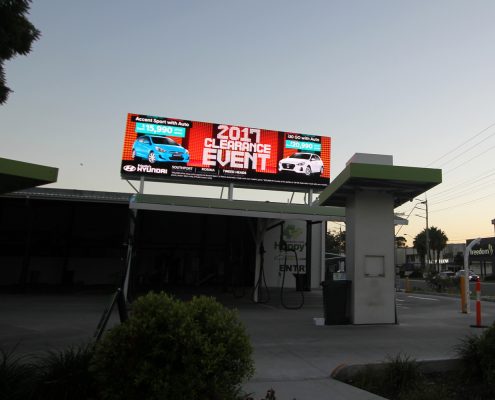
424;271;460;293
0;347;37;400
91;292;254;400
408;270;423;279
478;323;495;387
343;354;427;400
381;354;423;399
456;322;495;397
33;343;97;400
456;334;483;383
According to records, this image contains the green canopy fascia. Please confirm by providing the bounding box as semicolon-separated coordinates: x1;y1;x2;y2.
0;157;58;194
316;163;442;208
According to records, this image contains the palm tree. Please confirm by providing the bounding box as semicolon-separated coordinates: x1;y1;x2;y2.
413;227;449;272
413;231;427;268
429;226;448;271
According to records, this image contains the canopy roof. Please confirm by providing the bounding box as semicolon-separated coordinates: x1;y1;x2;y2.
316;163;442;208
0;158;58;194
131;193;346;222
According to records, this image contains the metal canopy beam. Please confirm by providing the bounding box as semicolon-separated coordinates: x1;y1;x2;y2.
130;193;346;222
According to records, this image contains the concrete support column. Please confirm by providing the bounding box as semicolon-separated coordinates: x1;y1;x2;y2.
346;190;395;324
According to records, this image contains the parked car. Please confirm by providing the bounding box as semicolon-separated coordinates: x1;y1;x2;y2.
429;270;456;291
438;271;455;279
132;135;190;164
278;153;324;176
454;270;480;282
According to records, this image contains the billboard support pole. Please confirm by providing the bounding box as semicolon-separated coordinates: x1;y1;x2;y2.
305;220;312;291
308;189;314;206
123;208;137;302
228;183;234;201
139;176;145;194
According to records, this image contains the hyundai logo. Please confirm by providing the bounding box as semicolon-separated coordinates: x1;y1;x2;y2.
123;165;137;172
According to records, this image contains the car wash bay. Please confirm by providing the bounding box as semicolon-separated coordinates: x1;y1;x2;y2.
124;193;345;303
1;154;442;324
127;211;257;294
0;188;343;306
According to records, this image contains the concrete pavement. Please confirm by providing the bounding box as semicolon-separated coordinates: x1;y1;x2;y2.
1;290;494;400
239;290;495;399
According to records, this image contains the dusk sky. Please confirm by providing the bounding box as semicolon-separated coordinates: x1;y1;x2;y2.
1;1;495;243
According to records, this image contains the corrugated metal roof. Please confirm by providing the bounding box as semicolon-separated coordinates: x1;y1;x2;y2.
1;187;409;224
2;187;132;204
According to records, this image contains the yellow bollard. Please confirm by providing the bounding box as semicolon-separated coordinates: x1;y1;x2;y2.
460;276;467;313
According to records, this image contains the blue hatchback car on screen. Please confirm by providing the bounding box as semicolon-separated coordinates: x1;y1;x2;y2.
132;135;190;164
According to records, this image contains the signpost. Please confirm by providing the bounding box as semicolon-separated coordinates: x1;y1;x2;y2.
462;238;481;314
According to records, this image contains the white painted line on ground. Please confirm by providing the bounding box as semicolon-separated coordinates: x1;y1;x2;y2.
396;299;405;302
408;296;439;301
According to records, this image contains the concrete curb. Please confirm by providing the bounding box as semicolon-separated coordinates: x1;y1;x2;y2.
331;358;462;382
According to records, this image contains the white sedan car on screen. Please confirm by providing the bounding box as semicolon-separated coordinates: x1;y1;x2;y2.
278;152;324;176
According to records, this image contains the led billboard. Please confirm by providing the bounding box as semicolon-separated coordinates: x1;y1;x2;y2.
121;113;331;189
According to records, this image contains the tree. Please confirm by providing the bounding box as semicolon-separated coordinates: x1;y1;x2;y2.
413;230;427;268
0;0;40;104
325;230;345;254
413;227;449;272
395;236;407;248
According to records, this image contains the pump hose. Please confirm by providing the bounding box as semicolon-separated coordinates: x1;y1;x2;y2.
252;242;270;304
280;249;304;310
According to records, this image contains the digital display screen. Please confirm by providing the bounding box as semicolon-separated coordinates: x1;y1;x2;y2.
121;113;331;189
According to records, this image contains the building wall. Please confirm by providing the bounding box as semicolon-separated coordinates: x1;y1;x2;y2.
263;219;324;289
0;197;129;290
0;194;324;294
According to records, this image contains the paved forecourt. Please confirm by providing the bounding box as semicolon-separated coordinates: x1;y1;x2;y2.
0;290;493;400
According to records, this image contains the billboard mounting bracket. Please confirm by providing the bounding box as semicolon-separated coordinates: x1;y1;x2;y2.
126;180;139;193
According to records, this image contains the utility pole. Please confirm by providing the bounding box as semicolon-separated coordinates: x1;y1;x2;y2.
415;198;430;272
422;199;430;271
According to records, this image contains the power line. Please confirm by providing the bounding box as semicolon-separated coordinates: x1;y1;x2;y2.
428;167;495;199
429;178;495;205
402;122;495;239
426;121;495;167
437;128;495;168
395;201;424;236
444;142;495;175
431;191;495;213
